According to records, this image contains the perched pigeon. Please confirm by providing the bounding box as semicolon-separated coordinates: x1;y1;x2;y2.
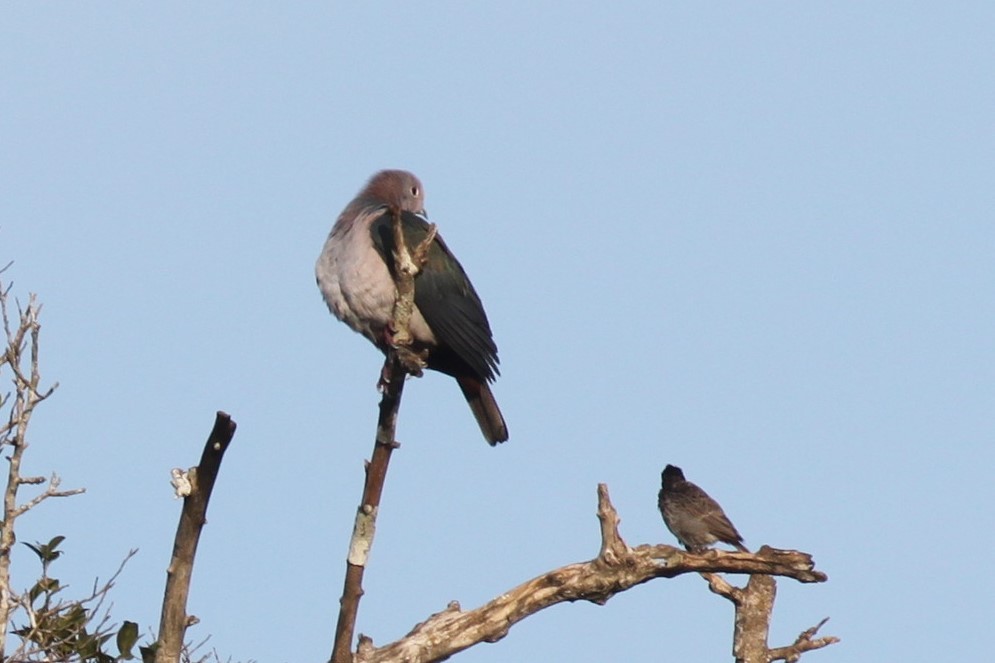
316;170;508;444
658;464;748;553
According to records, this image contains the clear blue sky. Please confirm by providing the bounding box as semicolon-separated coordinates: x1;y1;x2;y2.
2;3;992;661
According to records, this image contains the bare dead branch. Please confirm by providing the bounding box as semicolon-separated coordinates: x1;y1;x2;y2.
706;561;838;663
387;206;436;374
330;205;437;663
17;475;46;485
354;484;829;663
10;473;86;518
330;357;406;663
595;483;626;563
768;617;839;662
703;571;742;601
155;411;237;663
0;284;75;660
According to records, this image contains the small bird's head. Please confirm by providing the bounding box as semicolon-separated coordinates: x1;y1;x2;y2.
661;464;685;489
362;170;426;215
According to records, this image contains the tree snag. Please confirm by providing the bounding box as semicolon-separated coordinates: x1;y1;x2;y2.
155;411;237;663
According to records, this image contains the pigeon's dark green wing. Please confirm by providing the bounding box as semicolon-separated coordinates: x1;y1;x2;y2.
370;210;499;383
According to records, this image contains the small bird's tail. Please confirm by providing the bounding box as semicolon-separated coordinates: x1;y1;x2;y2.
456;376;509;445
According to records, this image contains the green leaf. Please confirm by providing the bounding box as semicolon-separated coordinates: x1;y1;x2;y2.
28;576;61;603
139;643;158;663
116;621;139;659
76;631;99;658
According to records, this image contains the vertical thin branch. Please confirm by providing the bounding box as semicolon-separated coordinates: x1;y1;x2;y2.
155;411;237;663
330;207;434;663
0;287;61;660
330;358;405;663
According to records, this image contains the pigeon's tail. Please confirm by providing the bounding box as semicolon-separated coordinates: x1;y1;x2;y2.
456;376;508;445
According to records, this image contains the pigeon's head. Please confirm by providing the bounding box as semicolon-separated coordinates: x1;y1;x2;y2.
661;464;685;489
364;169;426;215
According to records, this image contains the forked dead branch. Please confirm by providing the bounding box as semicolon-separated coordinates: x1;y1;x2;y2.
352;485;833;663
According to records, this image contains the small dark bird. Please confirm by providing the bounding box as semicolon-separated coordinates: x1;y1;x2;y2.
316;170;508;444
658;464;748;553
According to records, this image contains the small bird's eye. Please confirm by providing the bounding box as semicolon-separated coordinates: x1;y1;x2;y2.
411;186;419;197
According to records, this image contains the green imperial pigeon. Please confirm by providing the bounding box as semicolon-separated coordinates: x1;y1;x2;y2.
658;465;748;553
315;170;508;445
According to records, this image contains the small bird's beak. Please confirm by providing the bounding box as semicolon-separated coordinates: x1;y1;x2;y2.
417;209;429;219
